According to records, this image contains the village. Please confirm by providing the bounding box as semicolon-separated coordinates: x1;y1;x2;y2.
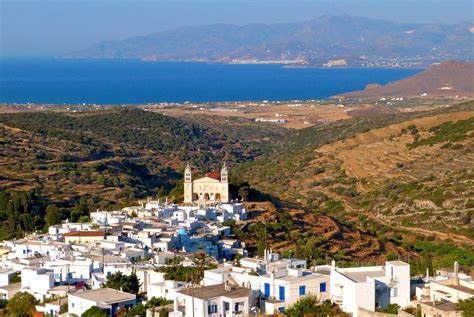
0;164;472;317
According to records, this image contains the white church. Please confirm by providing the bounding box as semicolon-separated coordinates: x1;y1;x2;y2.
183;163;229;204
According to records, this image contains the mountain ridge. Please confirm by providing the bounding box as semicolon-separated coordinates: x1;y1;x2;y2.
65;15;474;67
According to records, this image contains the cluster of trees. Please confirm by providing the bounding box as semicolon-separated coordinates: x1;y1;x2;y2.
104;271;142;295
160;252;216;283
0;189;101;240
0;190;46;240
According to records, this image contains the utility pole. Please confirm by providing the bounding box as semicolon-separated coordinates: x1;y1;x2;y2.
191;277;195;317
66;264;70;293
264;222;267;253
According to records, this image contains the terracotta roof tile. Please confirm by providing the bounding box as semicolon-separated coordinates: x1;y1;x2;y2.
205;171;221;181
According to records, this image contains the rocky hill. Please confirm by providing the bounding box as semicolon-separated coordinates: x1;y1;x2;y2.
341;61;474;98
64;15;474;66
234;101;474;271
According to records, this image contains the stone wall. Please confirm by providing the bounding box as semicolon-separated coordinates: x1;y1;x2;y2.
357;308;414;317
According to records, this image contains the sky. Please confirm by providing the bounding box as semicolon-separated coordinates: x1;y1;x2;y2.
1;0;473;56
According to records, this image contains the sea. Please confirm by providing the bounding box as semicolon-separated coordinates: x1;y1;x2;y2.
0;57;422;104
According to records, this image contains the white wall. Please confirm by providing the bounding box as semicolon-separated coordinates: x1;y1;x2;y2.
385;262;410;308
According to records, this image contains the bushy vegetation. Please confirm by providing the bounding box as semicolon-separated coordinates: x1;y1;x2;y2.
0;190;47;240
286;297;348;316
104;271;142;295
457;298;474;317
81;306;108;317
5;291;38;317
159;252;217;283
408;117;474;149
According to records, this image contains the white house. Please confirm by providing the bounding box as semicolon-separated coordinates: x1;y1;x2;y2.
147;280;189;301
330;260;410;317
21;267;55;298
416;261;474;311
175;283;251;317
203;253;329;314
68;288;136;317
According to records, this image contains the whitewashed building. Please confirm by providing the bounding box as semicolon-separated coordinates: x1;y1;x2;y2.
330;260;410;317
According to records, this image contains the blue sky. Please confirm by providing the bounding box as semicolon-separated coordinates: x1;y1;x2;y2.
1;0;473;56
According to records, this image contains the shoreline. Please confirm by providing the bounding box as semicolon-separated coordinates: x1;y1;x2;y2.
59;56;429;70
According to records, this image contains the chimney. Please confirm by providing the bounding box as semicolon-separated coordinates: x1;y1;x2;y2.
225;281;230;291
331;260;336;270
173;297;178;312
454;261;459;286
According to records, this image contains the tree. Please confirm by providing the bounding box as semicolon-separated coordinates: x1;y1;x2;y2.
104;271;141;295
238;186;250;201
81;306;108;317
457;298;474;317
192;251;215;284
168;181;184;203
6;291;38;317
45;205;61;227
146;297;173;309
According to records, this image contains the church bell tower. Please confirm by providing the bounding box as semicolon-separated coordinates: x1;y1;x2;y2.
221;163;229;202
184;163;193;203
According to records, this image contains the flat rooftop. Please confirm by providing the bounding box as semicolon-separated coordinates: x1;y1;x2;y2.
178;283;250;300
387;260;409;267
69;288;136;304
420;300;458;312
340;269;386;283
433;279;474;295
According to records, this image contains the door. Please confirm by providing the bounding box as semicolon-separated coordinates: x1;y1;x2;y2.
264;283;270;297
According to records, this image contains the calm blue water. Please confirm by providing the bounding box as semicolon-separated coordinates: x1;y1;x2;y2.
0;57;421;104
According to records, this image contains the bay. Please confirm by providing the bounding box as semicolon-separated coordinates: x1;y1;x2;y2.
0;57;421;104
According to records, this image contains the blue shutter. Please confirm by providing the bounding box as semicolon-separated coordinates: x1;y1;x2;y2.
279;285;285;301
320;282;327;292
264;283;270;297
299;285;306;296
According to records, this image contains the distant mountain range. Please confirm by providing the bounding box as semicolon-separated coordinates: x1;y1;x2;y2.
340;60;474;98
65;15;473;67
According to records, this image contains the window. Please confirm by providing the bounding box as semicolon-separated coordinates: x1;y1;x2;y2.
390;287;398;297
279;285;285;301
299;285;306;296
224;302;229;311
320;282;327;293
208;304;218;314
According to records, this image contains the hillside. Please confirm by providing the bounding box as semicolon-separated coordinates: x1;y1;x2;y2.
1;103;473;270
0;109;282;204
64;15;474;66
234;101;474;271
341;61;474;98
